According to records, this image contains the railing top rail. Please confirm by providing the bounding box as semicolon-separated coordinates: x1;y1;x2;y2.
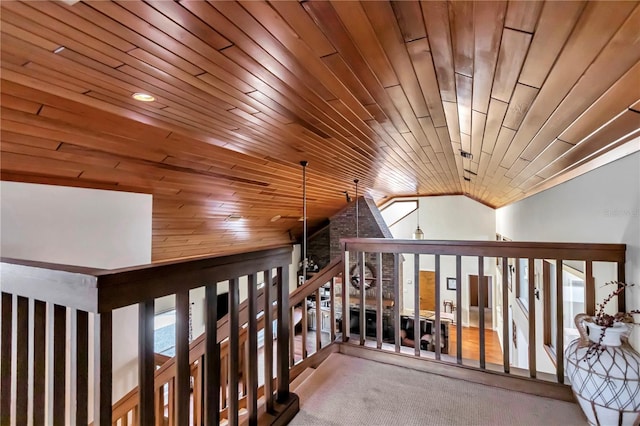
1;244;293;313
341;238;625;262
289;256;343;306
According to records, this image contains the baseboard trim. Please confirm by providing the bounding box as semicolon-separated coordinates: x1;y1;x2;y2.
338;342;575;402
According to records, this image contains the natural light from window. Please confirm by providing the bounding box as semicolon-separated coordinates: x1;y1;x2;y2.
380;200;417;227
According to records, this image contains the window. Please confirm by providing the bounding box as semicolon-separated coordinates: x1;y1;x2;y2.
154;309;176;356
543;261;585;360
380;199;418;227
516;258;529;311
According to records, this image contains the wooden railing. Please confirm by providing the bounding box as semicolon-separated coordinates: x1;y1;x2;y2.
0;245;296;426
106;256;345;426
339;239;627;384
1;239;628;425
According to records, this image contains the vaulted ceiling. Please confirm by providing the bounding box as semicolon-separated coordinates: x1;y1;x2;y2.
1;1;639;261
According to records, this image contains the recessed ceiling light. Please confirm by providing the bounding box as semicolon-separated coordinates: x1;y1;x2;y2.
132;92;155;102
270;215;282;222
53;46;65;54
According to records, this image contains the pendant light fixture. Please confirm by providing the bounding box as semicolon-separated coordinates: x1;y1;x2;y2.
301;161;308;283
413;196;424;240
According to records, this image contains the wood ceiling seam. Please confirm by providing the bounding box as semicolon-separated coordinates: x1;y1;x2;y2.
214;4;337;104
449;1;474;79
361;1;430;118
239;0;373;122
217;45;382;162
390;1;427;44
500;1;636;172
504;1;544;35
421;1;456;103
2;3;124;69
301;0;412;138
517;1;586;89
471;1;506;115
267;0;336;58
329;1;399;89
406;39;448;128
518;5;640;163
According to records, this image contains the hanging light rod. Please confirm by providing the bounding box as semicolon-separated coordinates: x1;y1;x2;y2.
354;179;359;238
301;161;308;284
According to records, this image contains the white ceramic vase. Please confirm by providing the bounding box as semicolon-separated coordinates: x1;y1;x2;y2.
565;313;640;426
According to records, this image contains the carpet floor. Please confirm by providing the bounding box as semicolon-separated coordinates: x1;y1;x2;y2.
290;353;586;426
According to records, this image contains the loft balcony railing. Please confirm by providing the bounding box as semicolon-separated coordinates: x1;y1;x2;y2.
338;238;627;385
0;239;628;425
1;245;296;426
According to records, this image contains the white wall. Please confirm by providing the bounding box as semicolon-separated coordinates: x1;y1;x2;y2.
0;181;152;419
497;150;640;363
388;195;496;326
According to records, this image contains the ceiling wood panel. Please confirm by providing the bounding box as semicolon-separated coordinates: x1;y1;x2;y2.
1;0;638;261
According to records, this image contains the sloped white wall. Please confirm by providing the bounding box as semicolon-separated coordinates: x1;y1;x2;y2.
497;150;640;366
0;181;152;419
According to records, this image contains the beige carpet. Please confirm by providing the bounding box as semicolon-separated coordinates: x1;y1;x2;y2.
290;353;586;426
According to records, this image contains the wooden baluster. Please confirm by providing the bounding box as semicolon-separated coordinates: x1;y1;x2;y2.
193;359;202;426
359;251;366;346
247;273;258;425
330;278;336;342
33;300;46;426
220;354;228;414
342;250;350;342
376;253;383;350
16;296;28;424
276;265;290;403
585;261;595;316
176;291;190;426
555;259;565;384
204;283;220;426
229;278;240;426
155;383;165;426
133;406;139;426
502;258;510;374
394;253;401;353
76;310;89;426
263;269;274;413
139;299;155;426
315;287;322;352
1;293;12;426
301;293;308;359
478;256;486;369
167;379;175;426
456;256;462;364
434;255;441;360
54;304;66;426
528;258;536;378
617;261;626;312
413;254;420;356
97;311;113;426
289;307;295;366
122;411;129;426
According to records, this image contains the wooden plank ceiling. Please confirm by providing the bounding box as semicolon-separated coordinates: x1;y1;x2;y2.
1;0;639;261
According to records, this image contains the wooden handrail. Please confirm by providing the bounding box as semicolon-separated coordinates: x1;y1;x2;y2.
290;257;343;306
341;238;626;261
110;257;345;424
